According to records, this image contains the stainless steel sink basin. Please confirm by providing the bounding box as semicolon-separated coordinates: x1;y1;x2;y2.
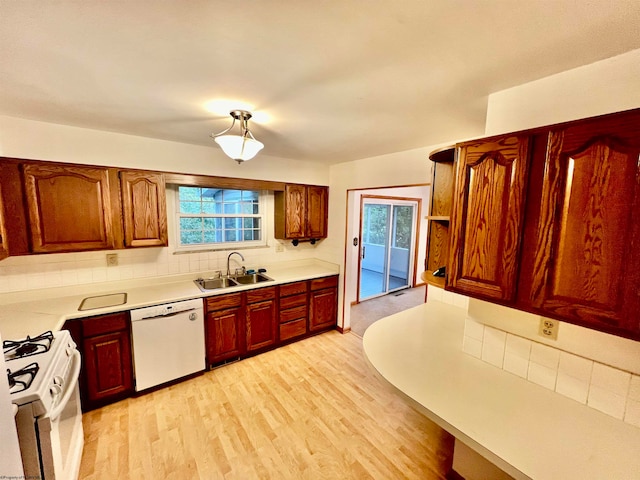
194;277;238;291
231;273;274;285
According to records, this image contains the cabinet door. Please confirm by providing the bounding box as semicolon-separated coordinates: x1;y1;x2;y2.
530;112;640;335
309;287;337;332
306;185;328;239
246;299;277;352
448;135;530;301
22;164;115;252
284;184;307;239
120;170;168;247
206;306;245;364
83;329;133;404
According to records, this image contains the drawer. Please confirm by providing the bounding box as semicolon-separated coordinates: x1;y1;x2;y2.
280;319;306;341
246;286;277;304
279;293;307;310
280;305;307;324
280;281;308;297
310;275;338;291
82;312;129;337
206;293;242;312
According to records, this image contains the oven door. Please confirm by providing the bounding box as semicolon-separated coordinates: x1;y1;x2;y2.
37;350;84;480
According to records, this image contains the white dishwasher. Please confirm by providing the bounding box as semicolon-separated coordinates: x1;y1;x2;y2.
130;298;205;392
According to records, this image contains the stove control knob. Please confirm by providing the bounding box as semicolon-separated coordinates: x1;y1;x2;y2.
53;375;64;387
50;384;62;397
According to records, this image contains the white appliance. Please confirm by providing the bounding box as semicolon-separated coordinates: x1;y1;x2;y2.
130;298;205;391
5;330;84;480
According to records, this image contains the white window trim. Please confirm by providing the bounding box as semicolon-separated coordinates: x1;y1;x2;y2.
171;186;269;253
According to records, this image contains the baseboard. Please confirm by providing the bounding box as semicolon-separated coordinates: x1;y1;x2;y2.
446;470;465;480
336;325;351;334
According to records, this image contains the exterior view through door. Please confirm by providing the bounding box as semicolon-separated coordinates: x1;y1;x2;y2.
358;197;418;301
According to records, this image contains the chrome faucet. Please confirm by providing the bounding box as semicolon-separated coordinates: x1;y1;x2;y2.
227;251;245;277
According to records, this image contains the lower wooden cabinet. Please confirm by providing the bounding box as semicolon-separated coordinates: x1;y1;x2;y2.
205;293;244;365
278;280;308;342
246;287;278;352
309;276;338;332
204;276;338;367
64;311;133;411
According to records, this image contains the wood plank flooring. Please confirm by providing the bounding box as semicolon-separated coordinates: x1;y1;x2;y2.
79;331;454;480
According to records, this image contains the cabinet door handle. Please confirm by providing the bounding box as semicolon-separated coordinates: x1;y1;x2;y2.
362;245;366;259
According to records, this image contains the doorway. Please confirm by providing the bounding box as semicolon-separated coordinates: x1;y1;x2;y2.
358;196;418;302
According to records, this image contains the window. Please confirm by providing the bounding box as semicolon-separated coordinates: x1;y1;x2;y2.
176;186;265;249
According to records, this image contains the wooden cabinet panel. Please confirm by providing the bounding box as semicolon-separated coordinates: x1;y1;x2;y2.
307;185;328;238
310;275;338;291
246;299;277;351
83;330;133;404
280;281;308;296
283;184;306;239
22;164;115;252
279;293;307;310
529;112;640;334
448;135;531;302
275;184;329;242
206;306;245;364
280;319;307;341
206;293;242;311
120;170;168;247
309;286;337;332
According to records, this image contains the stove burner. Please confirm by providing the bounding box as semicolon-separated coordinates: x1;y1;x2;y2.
16;343;39;357
7;362;39;394
3;331;54;361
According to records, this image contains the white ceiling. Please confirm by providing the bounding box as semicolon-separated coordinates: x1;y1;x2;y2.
1;1;639;165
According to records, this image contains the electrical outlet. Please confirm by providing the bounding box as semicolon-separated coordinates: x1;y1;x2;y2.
106;253;118;267
275;243;284;253
538;318;559;340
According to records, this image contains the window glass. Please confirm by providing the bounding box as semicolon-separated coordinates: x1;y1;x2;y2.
176;186;264;248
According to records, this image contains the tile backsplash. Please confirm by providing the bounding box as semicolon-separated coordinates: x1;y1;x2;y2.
463;317;640;429
0;242;318;294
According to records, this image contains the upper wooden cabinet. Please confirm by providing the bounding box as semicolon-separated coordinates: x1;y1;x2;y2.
22;163;116;253
448;135;531;302
446;108;640;340
0;159;169;258
275;184;328;243
424;147;456;289
119;170;168;247
527;111;640;335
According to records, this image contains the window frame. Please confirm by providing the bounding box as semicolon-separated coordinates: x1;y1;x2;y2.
173;185;268;252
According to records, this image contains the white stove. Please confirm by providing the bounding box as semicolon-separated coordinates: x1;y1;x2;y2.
4;330;84;480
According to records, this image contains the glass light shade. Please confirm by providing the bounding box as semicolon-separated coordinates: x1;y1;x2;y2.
214;135;264;161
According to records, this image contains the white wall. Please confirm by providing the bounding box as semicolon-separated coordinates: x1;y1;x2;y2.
485;48;640;135
0;115;331;293
475;48;640;374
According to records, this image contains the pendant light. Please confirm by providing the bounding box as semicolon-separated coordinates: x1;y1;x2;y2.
210;110;264;164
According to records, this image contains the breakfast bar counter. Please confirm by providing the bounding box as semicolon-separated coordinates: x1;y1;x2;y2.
362;301;640;480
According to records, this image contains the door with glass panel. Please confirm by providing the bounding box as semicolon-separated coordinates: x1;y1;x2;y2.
358;197;417;301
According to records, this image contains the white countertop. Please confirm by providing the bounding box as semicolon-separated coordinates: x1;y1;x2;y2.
362;301;640;480
0;260;339;340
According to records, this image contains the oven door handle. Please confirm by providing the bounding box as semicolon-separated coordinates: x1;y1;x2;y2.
47;349;81;422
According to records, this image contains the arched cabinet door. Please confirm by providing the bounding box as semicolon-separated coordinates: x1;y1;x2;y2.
119;170;168;247
448;135;531;302
530;112;640;334
23;164;115;253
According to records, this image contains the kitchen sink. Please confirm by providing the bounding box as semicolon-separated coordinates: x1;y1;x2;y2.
194;272;273;291
231;273;273;285
194;277;238;291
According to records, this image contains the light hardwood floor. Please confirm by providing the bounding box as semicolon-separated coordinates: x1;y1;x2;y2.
79;331;453;480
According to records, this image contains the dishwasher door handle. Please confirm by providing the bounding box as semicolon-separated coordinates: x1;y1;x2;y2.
134;307;198;322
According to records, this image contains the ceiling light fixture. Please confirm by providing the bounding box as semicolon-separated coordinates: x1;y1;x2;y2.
210;110;264;164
